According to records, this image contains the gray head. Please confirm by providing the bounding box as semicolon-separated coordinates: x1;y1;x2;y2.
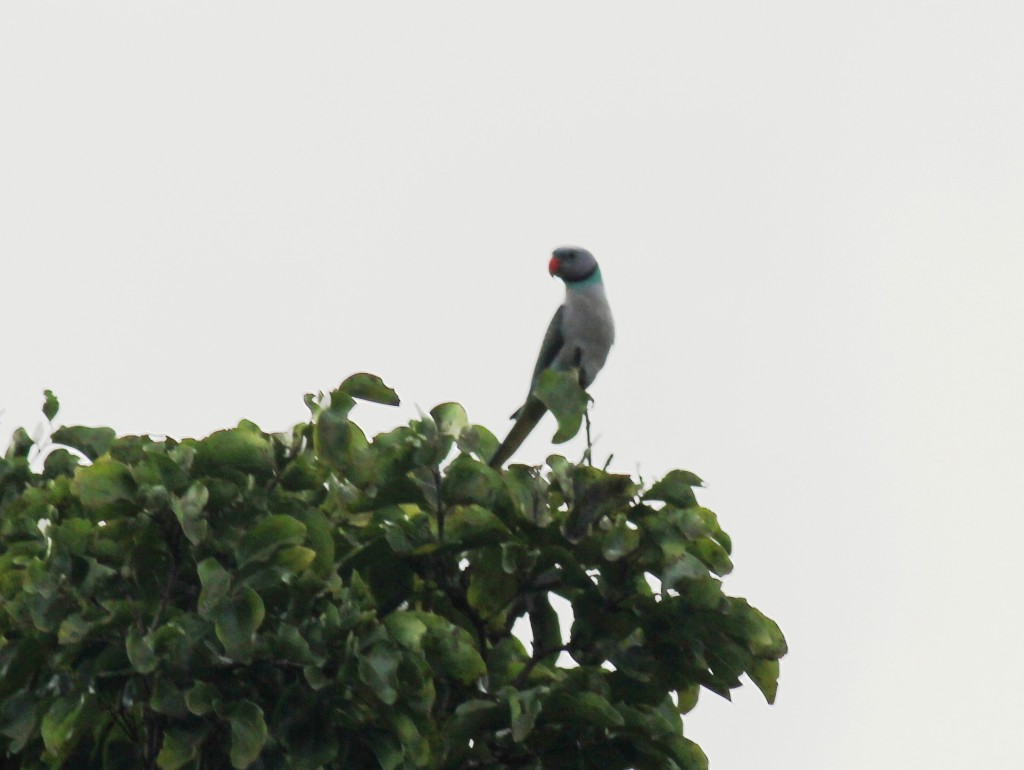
549;246;600;284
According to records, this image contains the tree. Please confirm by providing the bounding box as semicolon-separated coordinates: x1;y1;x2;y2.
0;375;786;769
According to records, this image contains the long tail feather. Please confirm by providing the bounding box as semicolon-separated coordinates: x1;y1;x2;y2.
489;397;548;468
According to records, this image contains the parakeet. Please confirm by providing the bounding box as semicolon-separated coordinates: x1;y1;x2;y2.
489;247;615;468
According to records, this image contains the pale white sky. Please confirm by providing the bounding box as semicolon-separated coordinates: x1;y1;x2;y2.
2;2;1023;767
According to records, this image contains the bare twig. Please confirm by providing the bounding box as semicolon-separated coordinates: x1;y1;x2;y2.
434;468;446;542
584;408;593;466
512;643;571;688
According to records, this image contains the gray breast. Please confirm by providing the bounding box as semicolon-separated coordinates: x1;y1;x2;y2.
558;284;615;388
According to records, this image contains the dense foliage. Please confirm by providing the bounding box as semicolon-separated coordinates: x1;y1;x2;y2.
0;375;786;769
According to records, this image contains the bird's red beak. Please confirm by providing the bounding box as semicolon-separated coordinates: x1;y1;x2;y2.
548;256;560;276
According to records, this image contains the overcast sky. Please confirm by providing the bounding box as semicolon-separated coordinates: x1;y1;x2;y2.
2;2;1023;767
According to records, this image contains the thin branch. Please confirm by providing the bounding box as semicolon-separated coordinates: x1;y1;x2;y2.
512;643;571;688
583;408;593;467
434;467;446;542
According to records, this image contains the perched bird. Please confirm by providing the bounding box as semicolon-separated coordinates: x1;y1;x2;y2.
489;247;615;468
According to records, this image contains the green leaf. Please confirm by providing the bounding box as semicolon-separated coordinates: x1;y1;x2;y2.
424;620;487;684
276;694;339;770
430;401;469;438
384;612;429;651
645;469;704;508
667;505;713;540
497;544;534;580
534;368;589;443
52;425;116;460
40;693;88;757
663;735;710;770
361;551;416;611
391;712;431;767
314;404;372;480
279;450;319;491
0;689;40;753
407;465;441;511
303;391;323;418
359;644;401;705
662;551;710;587
368;731;404;770
529;594;563;666
273;545;317;574
337;372;401;406
541;691;624;729
157;725;207;770
690;537;733;576
446;699;506;746
171;482;210;546
441;455;501;507
487;637;530;688
444;504;511;546
214;587;265;661
73;457;135;510
0;373;786;770
42;447;80;478
197;557;232;618
748;657;781;704
503;465;550;525
237;514;307;566
676;682;700;714
126;628;158;674
6;426;34;458
508;687;544;743
102;738;142;770
133;452;190;495
194;422;274;479
566;466;636;542
380;504;437;554
150;678;188;717
219;700;267;769
456;424;499;462
57;613;93;645
468;549;518;622
271;625;317;665
50;518;93;555
42;389;60;421
730;600;788;658
603;515;641;561
185;682;220;717
297;509;335;577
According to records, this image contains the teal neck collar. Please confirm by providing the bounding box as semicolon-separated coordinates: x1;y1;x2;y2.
565;266;603;288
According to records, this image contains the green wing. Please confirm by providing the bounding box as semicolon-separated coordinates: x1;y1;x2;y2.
491;306;566;467
530;304;566;390
509;305;565;419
